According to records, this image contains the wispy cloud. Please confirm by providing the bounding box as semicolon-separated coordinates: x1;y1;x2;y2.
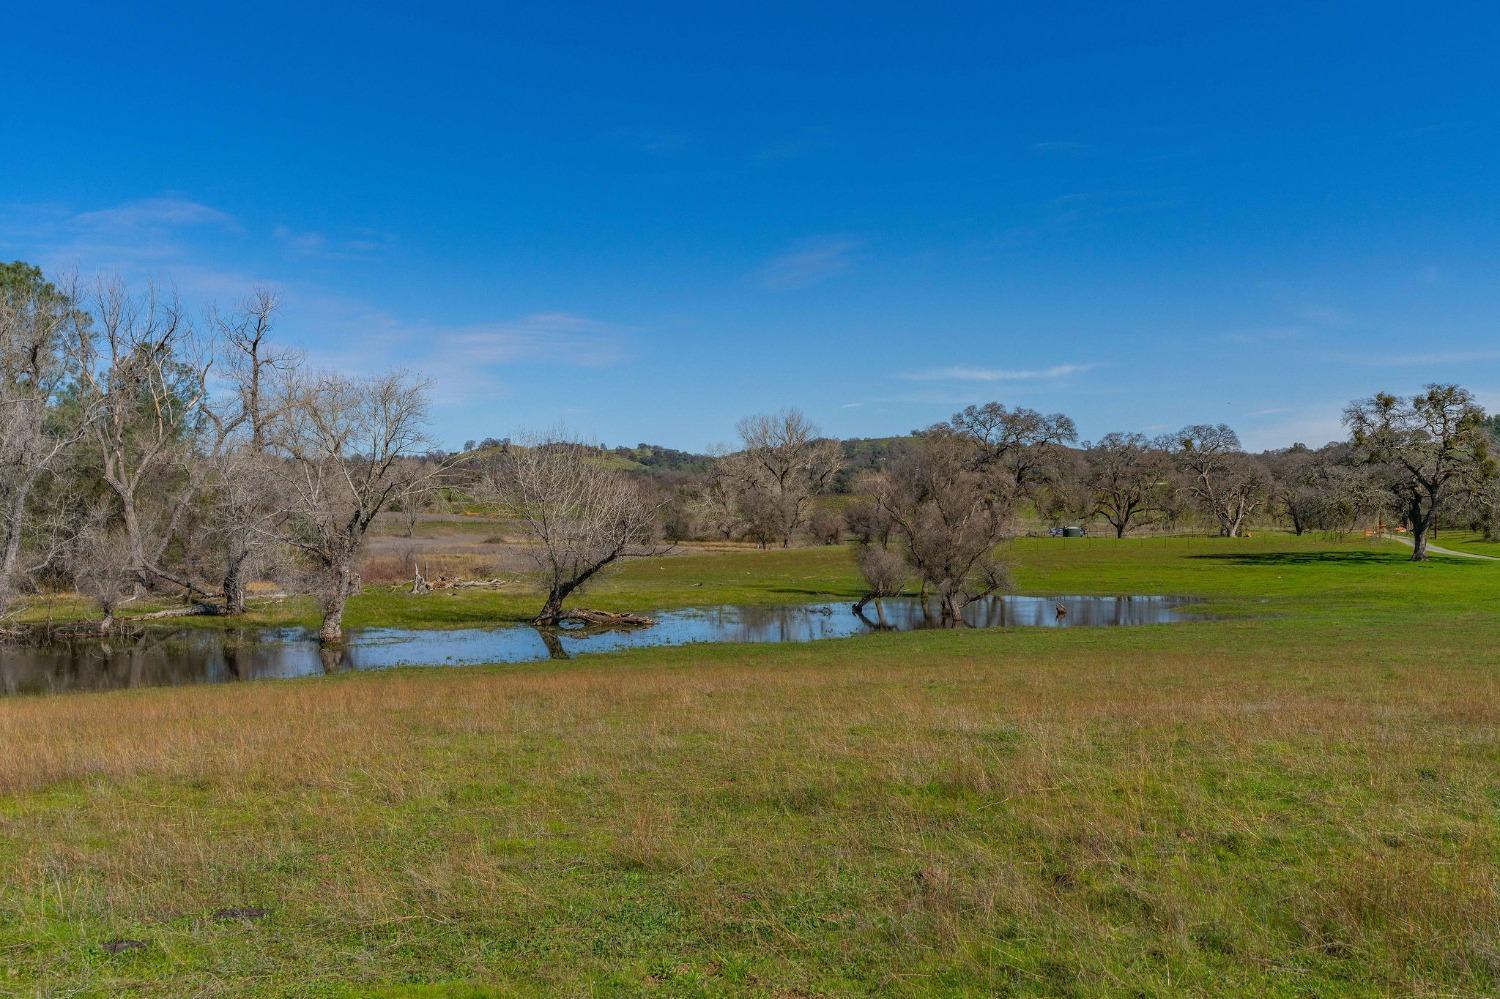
0;197;250;281
903;363;1098;383
1;196;627;427
1332;348;1500;368
274;226;329;256
759;237;861;290
1220;325;1302;345
437;313;623;368
72;197;238;232
1238;406;1348;452
290;302;631;406
274;225;396;259
1030;140;1092;155
401;312;631;406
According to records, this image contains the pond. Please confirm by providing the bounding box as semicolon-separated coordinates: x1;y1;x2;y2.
0;594;1201;697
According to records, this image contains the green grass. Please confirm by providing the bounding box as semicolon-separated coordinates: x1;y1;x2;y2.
1;533;1497;996
11;543;871;631
1429;529;1500;558
17;531;1455;633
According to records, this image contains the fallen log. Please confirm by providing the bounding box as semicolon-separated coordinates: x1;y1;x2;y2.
542;609;657;628
133;603;221;620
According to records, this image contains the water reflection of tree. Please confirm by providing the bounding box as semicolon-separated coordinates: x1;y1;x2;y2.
535;628;570;660
318;646;344;674
853;601;896;632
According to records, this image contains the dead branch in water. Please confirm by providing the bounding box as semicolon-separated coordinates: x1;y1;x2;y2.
132;604;222;620
539;609;656;629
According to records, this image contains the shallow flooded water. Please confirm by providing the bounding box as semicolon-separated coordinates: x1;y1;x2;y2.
0;594;1199;697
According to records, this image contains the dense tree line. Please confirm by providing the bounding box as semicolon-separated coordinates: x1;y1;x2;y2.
6;263;1497;641
652;396;1498;566
0;266;442;642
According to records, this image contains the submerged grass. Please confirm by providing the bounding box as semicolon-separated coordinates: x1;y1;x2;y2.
0;533;1497;995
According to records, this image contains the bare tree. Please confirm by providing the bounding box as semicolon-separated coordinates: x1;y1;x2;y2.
807;506;844;545
1471;475;1500;542
1265;444;1319;535
63;505;138;635
73;279;214;593
1164;424;1267;537
945;401;1078;500
853;544;908;620
487;437;665;626
212;288;293;453
0;267;92;617
843;495;893;546
728;409;842;547
267;371;435;642
392;459;436;538
1086;432;1174;538
201;290;298;612
205;444;281;614
1035;445;1093;527
686;449;749;541
1265;443;1380;536
867;430;1014;622
1345;385;1494;560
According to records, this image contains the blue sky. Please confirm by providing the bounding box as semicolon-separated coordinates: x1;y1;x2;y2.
3;2;1499;451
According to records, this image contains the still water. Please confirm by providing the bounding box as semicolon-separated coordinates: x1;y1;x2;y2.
0;594;1199;697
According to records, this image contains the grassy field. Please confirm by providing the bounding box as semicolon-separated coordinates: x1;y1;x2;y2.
8;542;869;632
1;534;1497;996
1429;530;1500;558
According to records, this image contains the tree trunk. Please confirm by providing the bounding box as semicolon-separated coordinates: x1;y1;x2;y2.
0;535;20;619
1408;499;1431;562
940;592;963;624
319;598;346;644
1410;525;1429;560
318;564;352;643
222;554;249;615
0;486;31;615
118;496;151;598
1288;504;1305;535
1115;522;1127;539
534;589;566;627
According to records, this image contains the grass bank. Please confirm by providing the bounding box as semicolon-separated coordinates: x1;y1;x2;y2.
14;530;1467;633
0;534;1497;995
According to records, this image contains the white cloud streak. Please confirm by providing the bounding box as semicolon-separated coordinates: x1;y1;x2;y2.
72;197;239;231
759;238;860;290
902;363;1098;382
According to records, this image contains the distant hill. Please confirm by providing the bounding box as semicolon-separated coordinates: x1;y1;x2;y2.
454;435;917;491
605;443;715;475
833;436;914;492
